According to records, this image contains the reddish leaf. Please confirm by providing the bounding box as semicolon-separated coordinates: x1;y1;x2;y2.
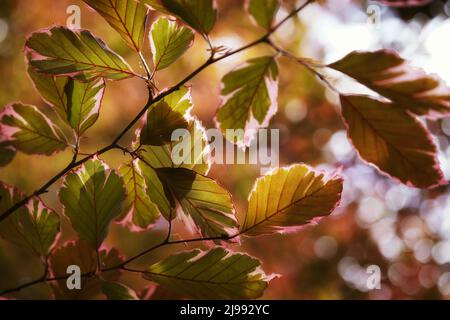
340;94;444;188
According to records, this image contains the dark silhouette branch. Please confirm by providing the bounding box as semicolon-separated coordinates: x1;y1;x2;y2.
0;0;315;296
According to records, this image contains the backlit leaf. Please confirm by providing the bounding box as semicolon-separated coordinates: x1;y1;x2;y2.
59;158;126;249
241;164;343;237
340;94;444;188
217;56;278;145
159;0;217;35
101;281;139;300
156;167;239;238
49;239;123;299
65;78;105;135
247;0;279;29
83;0;148;51
0;141;15;167
140;86;191;146
0;184;60;257
27;65;69;120
139;119;211;175
26;26;134;81
118;159;160;230
329;50;450;118
150;17;194;71
138;160;175;221
0;103;67;155
143;247;271;299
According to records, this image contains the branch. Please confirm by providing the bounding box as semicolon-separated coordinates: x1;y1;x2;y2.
0;0;315;296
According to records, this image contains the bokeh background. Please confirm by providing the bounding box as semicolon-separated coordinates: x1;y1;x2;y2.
1;0;450;299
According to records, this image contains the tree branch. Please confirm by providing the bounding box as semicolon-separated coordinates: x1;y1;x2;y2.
0;0;315;296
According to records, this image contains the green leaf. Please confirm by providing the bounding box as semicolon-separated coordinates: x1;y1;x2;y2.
0;141;15;167
143;247;272;299
59;158;126;249
101;281;139;300
156;167;239;238
139;119;211;175
27;65;69;120
159;0;217;35
241;164;343;237
138;160;175;221
150;17;194;71
247;0;279;29
329;50;450;118
141;0;171;14
26;26;135;81
28;65;105;135
0;103;67;155
140;86;191;146
217;56;278;145
0;183;60;257
83;0;148;51
118;160;160;230
340;94;443;188
65;78;105;135
49;239;123;299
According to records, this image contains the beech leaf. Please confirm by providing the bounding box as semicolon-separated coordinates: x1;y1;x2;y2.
159;0;217;35
140;86;191;146
59;158;126;249
118;159;160;230
26;26;135;81
83;0;148;51
0;183;60;257
155;167;239;238
217;56;278;145
340;94;444;188
329;49;450;118
49;240;123;299
0;141;15;167
143;247;272;299
241;164;343;236
150;17;194;71
247;0;279;29
0;103;67;155
101;281;139;300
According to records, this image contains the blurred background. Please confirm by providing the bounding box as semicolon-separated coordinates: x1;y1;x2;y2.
1;0;450;299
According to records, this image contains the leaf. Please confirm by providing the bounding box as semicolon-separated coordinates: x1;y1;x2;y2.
156;167;239;238
139;119;211;175
143;247;272;299
138;160;175;221
150;17;194;71
65;78;105;135
28;65;105;135
0;141;15;167
59;158;126;249
101;281;139;300
241;164;343;237
0;183;60;257
159;0;217;35
139;86;191;146
329;50;450;118
26;26;134;81
118;160;160;230
141;0;172;14
340;94;443;188
49;239;123;299
83;0;148;51
216;56;278;145
246;0;279;29
0;103;67;155
27;65;69;120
